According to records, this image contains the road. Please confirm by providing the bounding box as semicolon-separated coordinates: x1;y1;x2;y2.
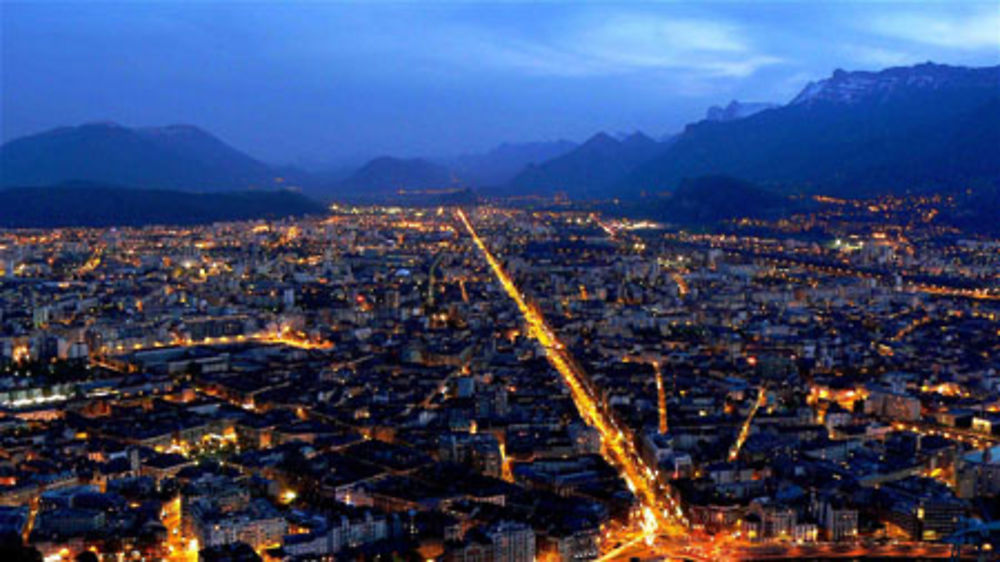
892;420;1000;449
162;495;198;562
76;244;105;276
654;362;668;435
729;386;766;462
457;208;688;538
95;328;332;357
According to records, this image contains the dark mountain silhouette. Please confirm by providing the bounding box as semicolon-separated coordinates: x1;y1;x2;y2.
6;63;996;209
0;122;286;191
506;131;664;198
0;182;325;228
946;182;1000;235
332;157;456;199
622;63;1000;197
657;175;797;224
443;140;578;186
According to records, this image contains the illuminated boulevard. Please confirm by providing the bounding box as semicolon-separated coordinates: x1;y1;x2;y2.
456;210;690;543
729;387;766;462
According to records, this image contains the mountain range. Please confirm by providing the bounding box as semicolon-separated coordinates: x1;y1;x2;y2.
2;62;998;220
0;123;578;199
623;63;1000;198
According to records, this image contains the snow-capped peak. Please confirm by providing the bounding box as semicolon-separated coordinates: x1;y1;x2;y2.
789;62;997;106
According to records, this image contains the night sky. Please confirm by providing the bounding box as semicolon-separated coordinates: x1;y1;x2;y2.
2;1;998;165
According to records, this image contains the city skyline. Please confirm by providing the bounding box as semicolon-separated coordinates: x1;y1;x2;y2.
3;198;999;561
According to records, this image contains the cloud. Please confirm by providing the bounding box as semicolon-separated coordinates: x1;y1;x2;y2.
577;14;782;77
841;45;915;67
430;11;783;79
865;6;1000;51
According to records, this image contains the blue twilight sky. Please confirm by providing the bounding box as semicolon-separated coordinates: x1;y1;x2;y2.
2;1;998;166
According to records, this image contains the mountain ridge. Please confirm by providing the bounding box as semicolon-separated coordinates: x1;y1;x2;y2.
790;62;999;106
0;182;326;228
621;62;1000;197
